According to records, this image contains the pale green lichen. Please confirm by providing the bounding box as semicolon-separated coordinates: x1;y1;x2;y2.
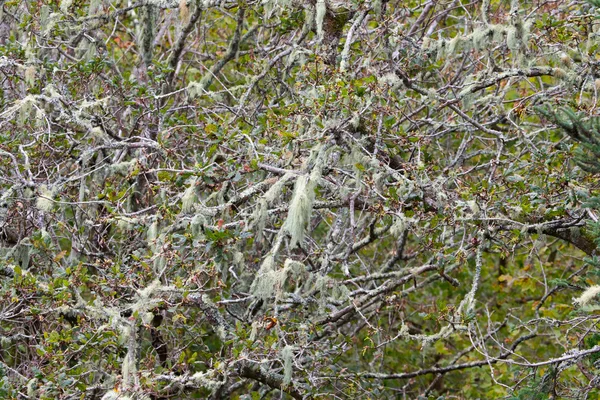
24;65;36;86
331;280;350;300
109;159;138;176
283;148;325;249
187;81;206;99
265;173;294;203
378;72;402;91
153;247;167;274
122;352;132;387
250;257;306;300
373;0;382;17
472;27;495;51
249;320;260;341
115;216;136;231
315;0;326;41
191;369;223;394
251;198;268;242
425;18;531;60
181;178;198;214
311;273;332;307
60;0;73;13
304;269;351;306
137;5;158;66
36;185;55;212
190;214;206;238
263;0;293;18
35;107;46;128
389;214;407;238
40;5;51;34
284;176;314;249
574;286;600;306
392;320;461;350
132;280;162;314
506;25;519;50
13;96;35;126
147;219;158;243
26;378;38;398
281;345;294;386
141;311;154;326
88;0;101;15
446;36;459;56
250;255;277;300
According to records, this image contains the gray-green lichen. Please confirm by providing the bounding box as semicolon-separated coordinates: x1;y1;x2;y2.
283;149;325;249
137;5;158;66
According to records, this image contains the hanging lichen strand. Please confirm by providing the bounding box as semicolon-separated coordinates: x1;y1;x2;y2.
138;4;158;67
422;0;530;61
283;147;325;249
249;143;328;302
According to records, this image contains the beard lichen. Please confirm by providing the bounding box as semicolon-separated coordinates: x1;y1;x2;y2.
250;256;306;301
181;177;198;214
283;147;325;249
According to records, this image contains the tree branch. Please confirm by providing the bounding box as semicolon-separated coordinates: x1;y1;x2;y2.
237;361;308;400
